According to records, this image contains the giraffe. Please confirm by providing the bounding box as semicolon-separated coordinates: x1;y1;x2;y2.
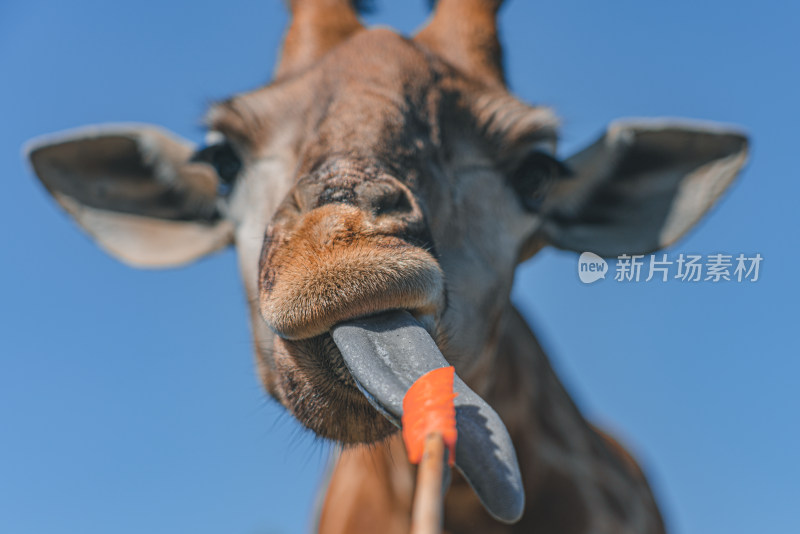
26;1;748;532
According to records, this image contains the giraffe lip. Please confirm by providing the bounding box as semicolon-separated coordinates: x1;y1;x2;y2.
330;310;525;524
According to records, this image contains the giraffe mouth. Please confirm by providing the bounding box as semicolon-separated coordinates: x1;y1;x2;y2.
331;310;525;525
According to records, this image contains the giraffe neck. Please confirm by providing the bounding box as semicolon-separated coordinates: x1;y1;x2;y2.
444;304;666;534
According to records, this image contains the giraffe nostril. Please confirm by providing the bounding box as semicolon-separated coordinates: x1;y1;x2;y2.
356;179;415;218
373;186;412;216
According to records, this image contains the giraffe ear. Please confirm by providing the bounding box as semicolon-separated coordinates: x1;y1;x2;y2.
26;125;234;268
540;119;748;256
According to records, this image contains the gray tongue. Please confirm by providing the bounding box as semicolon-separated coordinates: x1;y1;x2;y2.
331;310;524;524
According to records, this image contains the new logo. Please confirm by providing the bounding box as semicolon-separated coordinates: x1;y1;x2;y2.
578;252;607;284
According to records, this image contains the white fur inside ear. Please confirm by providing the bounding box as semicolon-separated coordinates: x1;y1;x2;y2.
659;149;748;248
57;194;233;268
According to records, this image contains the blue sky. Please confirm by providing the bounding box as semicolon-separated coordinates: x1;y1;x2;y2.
1;1;797;533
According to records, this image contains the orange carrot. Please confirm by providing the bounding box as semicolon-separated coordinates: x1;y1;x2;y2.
402;366;458;466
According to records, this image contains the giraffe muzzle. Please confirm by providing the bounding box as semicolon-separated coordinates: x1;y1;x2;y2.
331;310;525;524
259;203;443;340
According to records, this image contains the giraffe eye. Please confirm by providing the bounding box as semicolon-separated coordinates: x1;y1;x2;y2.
510;152;571;212
192;141;242;194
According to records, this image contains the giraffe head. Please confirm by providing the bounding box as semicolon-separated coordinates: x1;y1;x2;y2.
26;0;746;481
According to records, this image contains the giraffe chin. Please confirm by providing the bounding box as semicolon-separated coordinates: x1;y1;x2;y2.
331;310;526;525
